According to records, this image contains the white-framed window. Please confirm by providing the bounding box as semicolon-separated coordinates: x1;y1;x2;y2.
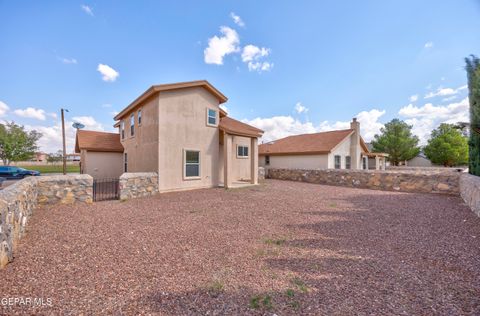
345;156;351;169
124;153;128;172
237;145;249;158
130;113;135;136
207;108;217;126
120;121;125;140
265;155;270;165
184;149;200;179
138;109;142;126
334;155;341;169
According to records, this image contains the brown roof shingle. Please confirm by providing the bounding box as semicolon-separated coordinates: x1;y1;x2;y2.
75;130;124;153
259;129;355;155
219;117;264;137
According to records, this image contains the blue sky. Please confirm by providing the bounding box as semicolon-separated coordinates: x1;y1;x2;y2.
0;1;479;152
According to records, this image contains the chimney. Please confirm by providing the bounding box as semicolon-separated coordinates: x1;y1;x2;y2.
350;118;361;169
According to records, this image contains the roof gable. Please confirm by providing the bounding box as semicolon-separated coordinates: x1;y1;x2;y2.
114;80;227;121
75;130;124;153
219;117;264;137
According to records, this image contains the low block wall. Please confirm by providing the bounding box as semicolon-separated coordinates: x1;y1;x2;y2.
267;168;460;195
119;172;159;200
460;173;480;217
0;174;93;268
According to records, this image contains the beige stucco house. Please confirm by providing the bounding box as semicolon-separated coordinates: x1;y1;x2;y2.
259;118;387;171
75;130;124;179
104;80;264;192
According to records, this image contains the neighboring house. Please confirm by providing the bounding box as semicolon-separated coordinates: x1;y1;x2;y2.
98;80;264;192
259;118;387;170
33;152;48;162
75;130;124;179
406;153;435;167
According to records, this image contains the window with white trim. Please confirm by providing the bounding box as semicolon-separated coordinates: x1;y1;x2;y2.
334;155;341;169
120;121;125;140
345;156;351;169
184;150;200;178
130;114;135;136
207;108;217;126
237;145;249;158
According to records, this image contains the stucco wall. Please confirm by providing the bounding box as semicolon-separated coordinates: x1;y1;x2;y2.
157;87;221;192
329;136;352;169
267;168;460;195
84;151;123;179
231;135;252;181
260;154;329;170
120;94;159;173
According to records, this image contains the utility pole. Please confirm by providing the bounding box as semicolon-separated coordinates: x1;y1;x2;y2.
61;108;68;175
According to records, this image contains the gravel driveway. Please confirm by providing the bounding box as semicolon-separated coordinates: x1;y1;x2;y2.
1;180;479;315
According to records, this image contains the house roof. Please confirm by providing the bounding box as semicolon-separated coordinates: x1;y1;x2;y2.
219;116;264;138
75;130;124;153
259;129;369;155
114;80;228;121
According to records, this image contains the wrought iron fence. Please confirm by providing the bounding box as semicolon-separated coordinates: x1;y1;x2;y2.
93;178;120;202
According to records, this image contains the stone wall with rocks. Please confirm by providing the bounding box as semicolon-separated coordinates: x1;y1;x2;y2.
460;173;480;217
37;175;93;205
0;177;37;268
267;168;460;195
119;172;159;200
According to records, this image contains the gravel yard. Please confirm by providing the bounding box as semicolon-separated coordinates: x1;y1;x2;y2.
1;179;480;315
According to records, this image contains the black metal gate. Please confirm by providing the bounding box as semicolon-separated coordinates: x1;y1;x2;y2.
93;178;120;202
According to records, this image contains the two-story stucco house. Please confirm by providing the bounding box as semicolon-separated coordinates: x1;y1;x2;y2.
103;80;263;192
259;118;387;170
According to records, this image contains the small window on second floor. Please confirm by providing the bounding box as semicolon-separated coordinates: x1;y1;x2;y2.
138;109;142;126
120;121;125;139
207;108;217;126
334;155;341;169
345;156;351;169
130;114;135;136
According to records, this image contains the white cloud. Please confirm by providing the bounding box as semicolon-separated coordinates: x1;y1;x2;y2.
241;44;273;72
399;97;469;144
424;41;434;48
60;57;77;64
13;107;46;120
244;109;386;144
81;4;94;16
409;94;418;102
26;116;105;153
48;112;57;119
294;102;308;114
0;101;9;117
97;64;119;82
203;26;240;65
424;85;467;99
230;12;245;27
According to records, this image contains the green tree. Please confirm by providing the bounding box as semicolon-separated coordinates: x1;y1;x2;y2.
371;118;420;166
466;55;480;175
0;122;42;165
424;123;468;167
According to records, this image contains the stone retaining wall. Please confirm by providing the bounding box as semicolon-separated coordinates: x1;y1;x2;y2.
0;174;93;268
258;167;265;181
460;173;480;217
267;168;460;195
119;172;159;200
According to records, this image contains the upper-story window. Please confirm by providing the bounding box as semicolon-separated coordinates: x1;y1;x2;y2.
207;108;217;126
130;113;135;136
334;155;341;169
345;156;351;169
120;121;125;140
138;109;142;126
